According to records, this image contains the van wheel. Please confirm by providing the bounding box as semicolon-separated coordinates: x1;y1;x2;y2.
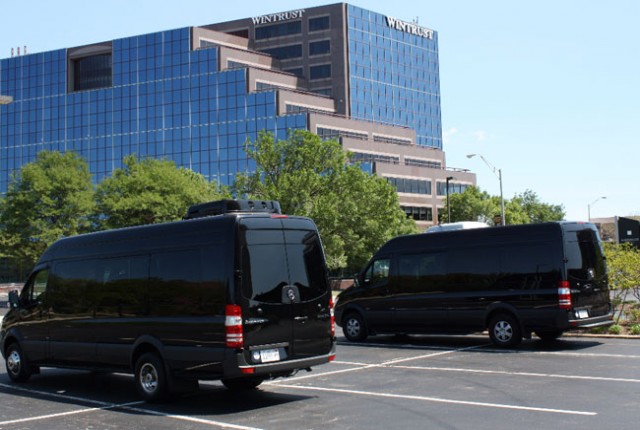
488;313;522;347
5;343;32;383
535;329;563;342
222;377;264;390
135;353;169;402
343;312;368;342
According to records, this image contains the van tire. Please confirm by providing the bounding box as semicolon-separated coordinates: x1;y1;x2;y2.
135;353;169;402
488;313;522;347
222;377;264;390
343;312;368;342
5;343;32;383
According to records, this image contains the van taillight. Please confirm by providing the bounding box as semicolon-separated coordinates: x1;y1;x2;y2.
558;281;572;310
330;297;336;337
225;304;244;348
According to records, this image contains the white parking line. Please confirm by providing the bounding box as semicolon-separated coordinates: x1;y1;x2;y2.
272;383;597;416
0;382;264;430
386;364;640;383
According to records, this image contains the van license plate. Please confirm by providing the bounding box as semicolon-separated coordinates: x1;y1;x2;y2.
260;349;280;363
577;310;589;319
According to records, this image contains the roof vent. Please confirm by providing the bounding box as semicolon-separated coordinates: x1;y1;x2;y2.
185;199;282;219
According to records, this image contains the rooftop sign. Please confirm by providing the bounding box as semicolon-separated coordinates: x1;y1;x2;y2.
386;16;434;39
252;9;305;25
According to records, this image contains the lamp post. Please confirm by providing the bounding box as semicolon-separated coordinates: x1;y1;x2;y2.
467;153;505;226
587;196;606;222
446;176;454;223
0;95;13;105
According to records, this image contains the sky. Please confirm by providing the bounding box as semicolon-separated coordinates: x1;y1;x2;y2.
1;0;638;221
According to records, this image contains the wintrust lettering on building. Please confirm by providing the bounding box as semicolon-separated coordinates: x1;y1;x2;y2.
252;9;305;25
386;16;434;39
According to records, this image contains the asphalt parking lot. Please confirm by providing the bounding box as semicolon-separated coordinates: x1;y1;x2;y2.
1;334;639;429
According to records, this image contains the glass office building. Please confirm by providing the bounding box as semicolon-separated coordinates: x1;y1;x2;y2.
0;3;475;228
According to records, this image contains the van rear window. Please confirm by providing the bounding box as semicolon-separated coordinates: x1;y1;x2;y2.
564;227;607;283
242;230;328;303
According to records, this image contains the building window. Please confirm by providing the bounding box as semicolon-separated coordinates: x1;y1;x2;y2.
309;40;331;56
72;54;112;91
261;44;303;60
255;21;302;39
402;206;434;222
436;182;469;196
284;67;304;77
313;88;332;97
309;16;330;32
317;127;368;141
228;29;249;38
387;177;432;195
310;64;331;80
374;135;413;146
350;152;400;165
405;158;442;169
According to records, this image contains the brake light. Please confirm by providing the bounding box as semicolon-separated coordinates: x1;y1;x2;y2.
558;281;572;310
225;304;244;348
271;214;288;219
330;297;336;337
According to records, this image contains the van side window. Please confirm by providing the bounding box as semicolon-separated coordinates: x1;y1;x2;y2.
150;246;226;316
364;259;390;285
20;269;49;305
397;253;445;293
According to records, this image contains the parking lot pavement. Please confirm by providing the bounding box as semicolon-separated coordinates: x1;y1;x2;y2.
1;335;640;429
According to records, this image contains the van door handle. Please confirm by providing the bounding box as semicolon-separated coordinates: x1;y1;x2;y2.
294;316;309;322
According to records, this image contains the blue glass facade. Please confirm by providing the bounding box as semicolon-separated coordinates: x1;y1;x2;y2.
347;5;442;149
0;27;307;193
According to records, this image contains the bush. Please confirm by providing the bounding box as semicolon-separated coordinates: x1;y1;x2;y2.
630;324;640;335
609;324;623;335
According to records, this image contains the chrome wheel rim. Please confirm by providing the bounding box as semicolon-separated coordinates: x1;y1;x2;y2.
7;350;21;375
494;321;513;343
139;363;158;394
346;318;361;338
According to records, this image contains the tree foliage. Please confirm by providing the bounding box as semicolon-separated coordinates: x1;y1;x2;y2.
442;187;565;225
604;243;640;323
235;130;417;270
95;155;228;229
0;151;95;268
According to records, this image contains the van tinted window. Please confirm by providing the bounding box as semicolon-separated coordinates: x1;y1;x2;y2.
397;253;445;293
564;227;607;282
242;229;328;303
149;246;226;316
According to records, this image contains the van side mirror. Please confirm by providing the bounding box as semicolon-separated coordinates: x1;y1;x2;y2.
8;290;20;308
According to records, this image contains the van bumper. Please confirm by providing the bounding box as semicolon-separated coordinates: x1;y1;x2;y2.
568;312;614;329
236;345;336;376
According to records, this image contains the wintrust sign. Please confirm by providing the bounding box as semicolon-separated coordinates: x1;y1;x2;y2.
386;16;434;39
252;9;305;25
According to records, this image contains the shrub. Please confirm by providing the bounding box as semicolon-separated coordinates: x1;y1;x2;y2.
608;324;623;335
630;324;640;336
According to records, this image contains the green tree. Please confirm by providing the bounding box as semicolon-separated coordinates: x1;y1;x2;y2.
235;130;416;270
443;187;564;225
443;186;497;224
507;190;565;223
0;151;95;269
604;243;640;323
95;155;228;229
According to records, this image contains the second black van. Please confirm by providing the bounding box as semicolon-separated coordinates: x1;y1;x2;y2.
1;200;336;401
335;222;613;347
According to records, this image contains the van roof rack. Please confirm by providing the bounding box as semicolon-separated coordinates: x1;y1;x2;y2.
185;199;282;219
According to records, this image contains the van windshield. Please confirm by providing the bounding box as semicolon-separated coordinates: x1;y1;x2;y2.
242;229;328;303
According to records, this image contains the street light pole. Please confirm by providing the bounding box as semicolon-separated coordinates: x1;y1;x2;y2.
587;196;606;222
446;176;454;223
467;153;505;226
0;95;13;105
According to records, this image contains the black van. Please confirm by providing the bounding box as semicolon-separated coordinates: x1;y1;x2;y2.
1;200;336;401
335;222;613;347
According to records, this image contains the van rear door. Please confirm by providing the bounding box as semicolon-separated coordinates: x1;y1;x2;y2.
238;216;333;365
562;223;611;318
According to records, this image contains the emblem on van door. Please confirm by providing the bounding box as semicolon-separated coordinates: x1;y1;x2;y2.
287;289;297;302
